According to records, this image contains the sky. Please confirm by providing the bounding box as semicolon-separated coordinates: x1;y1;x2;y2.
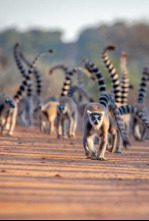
0;0;149;42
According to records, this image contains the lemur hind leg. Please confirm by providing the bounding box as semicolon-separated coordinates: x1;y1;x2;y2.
71;113;78;138
108;134;118;153
62;118;68;139
115;131;122;153
82;136;91;159
49;118;55;136
57;115;62;139
8;108;17;136
68;117;75;139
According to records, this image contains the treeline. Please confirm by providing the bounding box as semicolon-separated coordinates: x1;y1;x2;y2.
0;21;149;100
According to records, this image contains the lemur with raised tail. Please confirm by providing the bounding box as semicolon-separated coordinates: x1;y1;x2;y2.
57;68;79;139
0;75;28;136
82;58;129;155
82;92;129;160
14;43;54;127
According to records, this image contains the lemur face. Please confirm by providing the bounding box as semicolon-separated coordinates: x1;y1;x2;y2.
57;103;67;114
87;110;104;129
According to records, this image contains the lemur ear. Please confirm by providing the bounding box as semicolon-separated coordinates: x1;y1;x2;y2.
87;110;92;116
100;111;105;116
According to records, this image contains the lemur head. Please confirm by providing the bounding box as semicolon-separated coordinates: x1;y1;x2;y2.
57;103;68;114
87;110;104;129
4;98;15;109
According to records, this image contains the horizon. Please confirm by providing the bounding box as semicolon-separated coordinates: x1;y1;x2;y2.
0;0;149;42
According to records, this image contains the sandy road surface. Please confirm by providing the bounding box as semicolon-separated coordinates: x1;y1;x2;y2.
0;126;149;220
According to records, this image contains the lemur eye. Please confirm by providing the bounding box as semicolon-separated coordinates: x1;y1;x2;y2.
92;116;95;121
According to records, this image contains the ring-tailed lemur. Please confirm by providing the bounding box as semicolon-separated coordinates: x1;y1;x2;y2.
0;76;28;136
0;93;15;134
15;44;54;127
82;92;129;161
34;96;58;134
38;101;59;134
131;67;149;141
82;58;130;154
57;68;79;139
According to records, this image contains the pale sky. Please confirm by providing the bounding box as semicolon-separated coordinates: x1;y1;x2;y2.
0;0;149;42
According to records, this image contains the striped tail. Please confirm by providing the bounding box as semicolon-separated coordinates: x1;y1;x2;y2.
14;43;33;98
83;59;106;93
137;67;149;104
49;64;68;75
119;105;149;129
120;52;130;105
67;85;94;102
61;69;76;97
99;92;130;148
19;51;42;96
13;78;28;103
28;49;54;75
102;45;122;105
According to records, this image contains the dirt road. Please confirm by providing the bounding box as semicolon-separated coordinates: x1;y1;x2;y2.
0;126;149;220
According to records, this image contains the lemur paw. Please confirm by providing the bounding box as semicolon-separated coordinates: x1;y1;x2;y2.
115;149;122;154
86;155;91;159
85;151;91;159
91;155;98;160
63;136;68;140
68;134;75;139
98;156;107;161
7;133;13;137
108;148;113;153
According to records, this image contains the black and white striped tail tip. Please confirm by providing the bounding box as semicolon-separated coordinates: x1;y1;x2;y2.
48;49;55;53
103;45;117;52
